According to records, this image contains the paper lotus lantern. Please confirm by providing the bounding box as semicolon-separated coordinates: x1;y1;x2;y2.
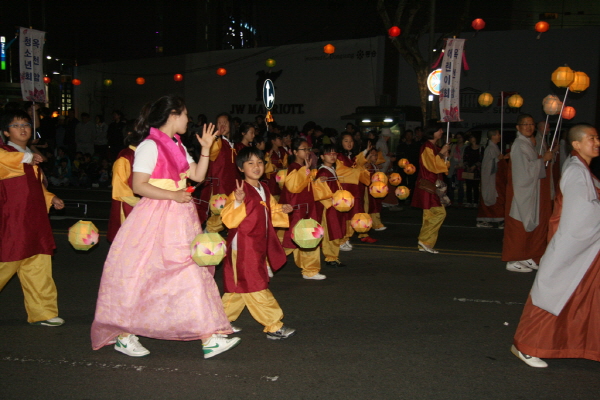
332;190;355;212
43;76;51;84
542;95;562;115
216;68;227;76
191;233;227;266
507;94;524;108
371;171;388;185
209;193;228;215
72;78;81;86
324;44;335;54
562;106;576;120
552;65;574;88
266;58;276;68
535;21;549;33
395;186;410;200
404;164;416;175
568;71;590;93
276;169;287;188
388;26;401;37
478;92;493;107
350;213;373;233
389;172;402;186
174;74;183;82
291;218;324;248
103;79;113;86
68;220;99;251
136;77;145;85
397;158;409;168
369;181;389;198
471;18;485;31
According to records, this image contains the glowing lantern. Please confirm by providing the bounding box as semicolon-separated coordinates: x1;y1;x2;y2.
103;79;113;86
291;218;324;248
404;164;416;175
332;190;355;212
43;76;51;84
276;169;287;188
371;171;388;185
324;44;335;55
395;186;410;200
369;181;389;198
209;194;228;215
216;68;227;76
388;26;401;37
478;92;493;107
68;220;99;251
174;74;183;82
535;21;550;33
552;65;574;88
568;71;590;93
562;106;576;120
51;111;59;118
507;94;524;108
389;172;402;186
72;78;81;86
350;213;373;233
542;95;562;115
266;58;276;68
471;18;485;31
190;233;227;266
136;77;145;85
397;158;409;168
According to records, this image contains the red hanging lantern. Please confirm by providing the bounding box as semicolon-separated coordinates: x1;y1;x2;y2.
174;73;183;82
535;21;550;33
216;68;227;76
562;106;576;120
323;44;335;55
72;78;81;86
471;18;485;31
388;26;401;37
43;76;51;84
136;77;145;85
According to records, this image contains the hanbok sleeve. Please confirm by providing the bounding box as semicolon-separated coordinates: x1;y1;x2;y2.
0;149;26;180
335;160;360;185
282;153;288;168
264;153;275;175
270;195;289;228
209;138;223;161
112;157;139;207
359;168;372;186
312;178;333;201
284;167;311;193
34;166;56;212
221;192;247;229
421;147;449;175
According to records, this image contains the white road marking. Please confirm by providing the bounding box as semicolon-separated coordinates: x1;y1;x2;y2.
453;297;524;305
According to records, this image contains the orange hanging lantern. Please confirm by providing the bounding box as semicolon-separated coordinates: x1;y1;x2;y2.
209;194;228;215
266;58;276;68
332;190;355;212
136;77;145;85
388;26;401;37
216;68;227;76
542;95;562;115
103;79;113;86
395;186;410;200
174;73;183;82
43;76;51;84
369;181;389;198
72;78;81;86
471;18;485;31
190;233;227;266
551;65;575;88
276;169;287;188
568;71;590;93
535;21;550;33
404;164;416;175
478;92;493;107
562;106;576;120
397;158;409;168
371;171;388;185
507;94;524;108
68;220;99;251
291;218;324;248
324;44;335;55
350;213;373;233
389;173;402;186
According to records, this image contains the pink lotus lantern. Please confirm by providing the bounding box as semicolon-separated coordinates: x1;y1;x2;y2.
209;194;228;215
397;158;409;168
369;181;389;198
371;171;388;185
191;233;227;266
291;218;324;248
395;186;410;200
389;173;402;186
350;213;373;233
68;220;100;251
332;190;355;212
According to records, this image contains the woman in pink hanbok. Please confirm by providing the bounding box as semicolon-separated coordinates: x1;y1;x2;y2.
91;95;240;359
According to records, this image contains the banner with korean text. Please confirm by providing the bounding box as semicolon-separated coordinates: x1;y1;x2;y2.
19;27;46;102
439;38;465;122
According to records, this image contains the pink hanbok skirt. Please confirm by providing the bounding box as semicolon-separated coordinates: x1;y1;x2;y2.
91;197;232;350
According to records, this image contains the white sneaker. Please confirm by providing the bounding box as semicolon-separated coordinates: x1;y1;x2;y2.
303;273;326;280
267;266;274;278
522;259;539;270
114;334;150;357
339;241;353;251
506;261;532;273
418;241;439;254
373;226;387;231
231;324;242;333
511;345;548;368
476;221;492;228
30;316;64;327
497;222;505;229
203;335;241;359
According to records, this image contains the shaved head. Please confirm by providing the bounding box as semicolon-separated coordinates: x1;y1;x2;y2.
568;124;595;144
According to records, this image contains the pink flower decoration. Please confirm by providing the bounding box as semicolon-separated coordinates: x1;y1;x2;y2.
312;224;324;239
82;231;99;245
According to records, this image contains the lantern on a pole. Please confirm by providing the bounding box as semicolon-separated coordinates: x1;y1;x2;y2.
266;58;276;68
535;21;550;39
562;106;576;120
216;68;227;76
568;71;590;93
103;79;113;86
174;74;183;82
551;65;575;88
507;94;524;108
136;77;145;85
72;78;81;86
478;92;493;107
43;76;51;84
542;95;562;115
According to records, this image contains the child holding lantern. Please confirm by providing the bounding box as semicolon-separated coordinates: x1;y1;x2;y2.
220;146;296;340
364;145;388;232
91;95;240;359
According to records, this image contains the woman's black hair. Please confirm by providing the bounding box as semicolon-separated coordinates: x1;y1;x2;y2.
253;134;265;148
317;143;337;167
337;132;355;156
233;122;255;143
236;146;265;172
265;132;282;152
289;137;309;165
423;120;444;141
131;94;186;144
123;120;142;147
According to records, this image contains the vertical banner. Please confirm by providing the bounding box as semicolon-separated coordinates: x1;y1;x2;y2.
439;38;465;122
19;27;46;102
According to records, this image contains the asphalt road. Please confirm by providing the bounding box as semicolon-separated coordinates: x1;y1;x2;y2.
1;187;599;399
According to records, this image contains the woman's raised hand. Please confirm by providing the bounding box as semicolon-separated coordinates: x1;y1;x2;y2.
196;123;217;148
